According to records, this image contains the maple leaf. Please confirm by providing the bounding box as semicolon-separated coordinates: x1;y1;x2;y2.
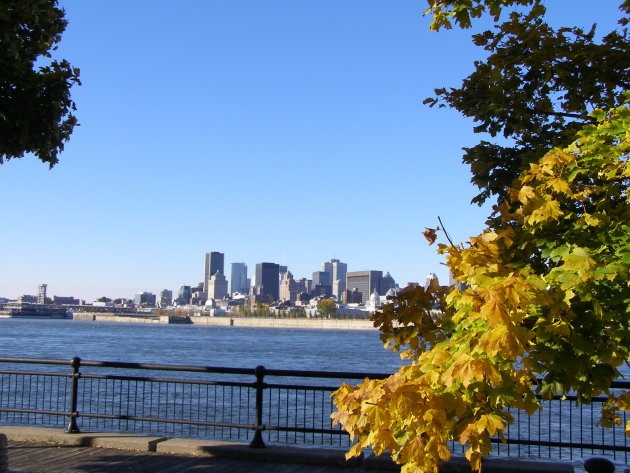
423;227;440;245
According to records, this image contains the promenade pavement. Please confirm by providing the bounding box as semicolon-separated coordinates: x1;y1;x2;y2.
0;427;581;473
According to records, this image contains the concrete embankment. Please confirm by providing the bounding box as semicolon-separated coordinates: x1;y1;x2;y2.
73;312;377;330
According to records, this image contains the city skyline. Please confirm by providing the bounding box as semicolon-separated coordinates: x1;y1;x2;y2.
1;252;411;304
0;1;617;302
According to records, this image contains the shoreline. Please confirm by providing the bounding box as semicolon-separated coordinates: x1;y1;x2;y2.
72;312;378;330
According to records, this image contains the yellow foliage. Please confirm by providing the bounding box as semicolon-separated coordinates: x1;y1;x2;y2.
333;102;630;473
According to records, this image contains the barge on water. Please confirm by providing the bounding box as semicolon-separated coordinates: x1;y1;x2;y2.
0;301;68;319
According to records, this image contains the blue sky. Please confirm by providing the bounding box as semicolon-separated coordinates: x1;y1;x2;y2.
0;1;623;301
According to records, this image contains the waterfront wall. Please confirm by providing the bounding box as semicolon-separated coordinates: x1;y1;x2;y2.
73;313;164;324
73;312;377;330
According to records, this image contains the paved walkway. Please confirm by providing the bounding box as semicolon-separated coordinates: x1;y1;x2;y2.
1;427;593;473
7;440;368;473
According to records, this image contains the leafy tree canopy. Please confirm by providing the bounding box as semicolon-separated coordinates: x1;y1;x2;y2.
424;0;630;204
0;0;80;167
317;298;337;318
334;96;630;473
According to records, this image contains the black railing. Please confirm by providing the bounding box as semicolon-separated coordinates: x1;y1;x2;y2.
0;356;627;464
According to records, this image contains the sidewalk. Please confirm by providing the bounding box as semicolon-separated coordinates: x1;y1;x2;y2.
1;426;578;473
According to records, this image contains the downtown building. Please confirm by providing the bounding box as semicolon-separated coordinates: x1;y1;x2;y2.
254;262;280;302
345;270;383;305
230;262;248;295
204;252;224;292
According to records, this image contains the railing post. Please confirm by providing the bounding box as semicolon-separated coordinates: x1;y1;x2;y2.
249;365;266;448
65;357;81;433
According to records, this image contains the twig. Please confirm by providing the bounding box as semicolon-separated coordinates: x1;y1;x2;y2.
437;216;456;247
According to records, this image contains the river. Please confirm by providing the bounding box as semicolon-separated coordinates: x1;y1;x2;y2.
0;318;406;373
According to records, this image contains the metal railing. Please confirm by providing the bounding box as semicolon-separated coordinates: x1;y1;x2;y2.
0;356;627;463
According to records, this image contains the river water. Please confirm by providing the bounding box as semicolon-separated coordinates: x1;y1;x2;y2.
0;318;406;373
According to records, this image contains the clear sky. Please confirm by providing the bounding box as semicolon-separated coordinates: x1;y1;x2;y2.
0;1;623;302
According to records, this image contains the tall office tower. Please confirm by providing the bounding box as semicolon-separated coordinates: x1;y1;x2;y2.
37;284;47;305
324;259;347;300
230;262;248;295
177;285;192;305
255;262;280;302
207;272;228;300
204;252;224;291
346;270;383;305
159;289;173;308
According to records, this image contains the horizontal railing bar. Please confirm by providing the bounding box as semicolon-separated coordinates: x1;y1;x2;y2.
0;370;70;377
80;360;256;375
490;437;630;452
0;357;72;366
265;425;348;435
263;368;389;380
80;373;254;388
0;356;390;380
0;407;67;416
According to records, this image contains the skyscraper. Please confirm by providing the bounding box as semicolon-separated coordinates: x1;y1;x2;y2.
346;270;382;305
255;262;280;302
230;262;248;295
320;259;347;300
204;252;224;291
159;289;173;308
177;285;192;305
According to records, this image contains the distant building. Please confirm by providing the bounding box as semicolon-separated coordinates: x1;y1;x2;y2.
159;289;173;308
344;287;363;304
255;262;280;302
279;265;288;281
279;271;301;303
134;292;156;308
37;284;47;305
18;295;37;303
177;285;192;305
230;262;248;295
380;272;396;294
296;278;311;294
204;252;224;292
52;296;80;305
208;271;228;300
321;259;347;300
366;289;381;312
312;271;331;287
346;270;383;305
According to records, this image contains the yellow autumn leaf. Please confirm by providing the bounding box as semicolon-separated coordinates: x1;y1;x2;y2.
479;298;506;326
517;185;536;204
525;199;563;225
476;414;505;436
546;177;572;195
